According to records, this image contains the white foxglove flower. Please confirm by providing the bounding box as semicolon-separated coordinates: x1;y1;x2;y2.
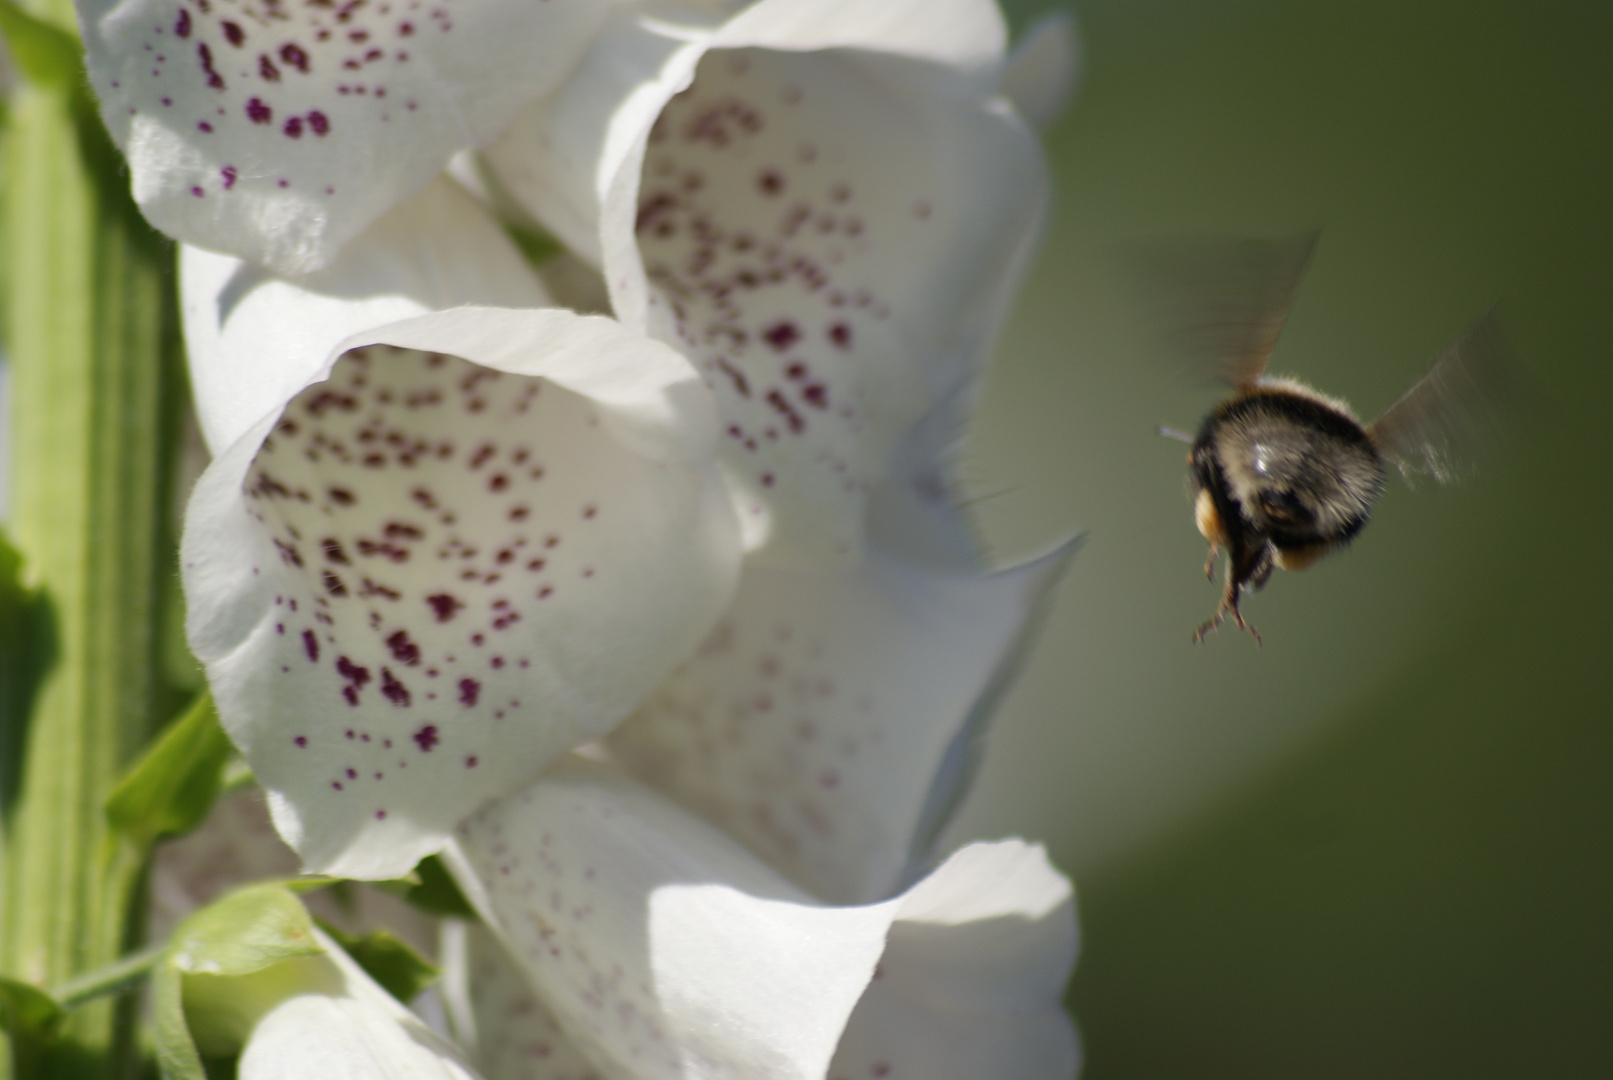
484;0;1048;563
180;177;741;880
606;512;1073;904
75;0;613;274
444;756;1080;1080
440;424;1078;1074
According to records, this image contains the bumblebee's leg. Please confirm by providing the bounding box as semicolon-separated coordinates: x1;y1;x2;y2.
1192;570;1235;642
1195;544;1264;645
1248;545;1275;591
1224;548;1264;644
1202;543;1219;581
1223;587;1262;646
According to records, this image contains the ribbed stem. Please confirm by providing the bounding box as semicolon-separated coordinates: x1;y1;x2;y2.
0;1;185;1074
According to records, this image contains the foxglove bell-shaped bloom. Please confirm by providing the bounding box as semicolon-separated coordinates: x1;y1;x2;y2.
606;512;1072;905
76;0;612;274
440;450;1078;1075
180;177;741;880
445;756;1080;1080
483;0;1048;563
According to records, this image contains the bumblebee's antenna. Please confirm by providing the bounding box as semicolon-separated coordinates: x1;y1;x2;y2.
1157;424;1195;443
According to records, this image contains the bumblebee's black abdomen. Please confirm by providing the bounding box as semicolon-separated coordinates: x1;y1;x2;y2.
1191;381;1386;552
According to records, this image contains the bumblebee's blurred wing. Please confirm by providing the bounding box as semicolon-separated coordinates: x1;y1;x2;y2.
1127;231;1319;387
1368;309;1511;485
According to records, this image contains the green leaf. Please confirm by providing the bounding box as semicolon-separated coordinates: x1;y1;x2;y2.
105;692;233;854
504;222;566;270
314;921;440;1004
0;529;55;829
376;854;478;919
0;975;65;1043
154;885;326;1079
219;756;256;795
0;0;81;89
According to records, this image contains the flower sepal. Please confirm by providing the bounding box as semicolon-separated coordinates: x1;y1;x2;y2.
154;882;476;1080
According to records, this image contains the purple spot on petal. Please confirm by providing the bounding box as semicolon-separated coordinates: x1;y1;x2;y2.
381;668;411;706
302;629;320;661
221;20;245;46
197;43;225;89
336;655;371;688
294;735;307;747
220;165;237;189
762;321;800;350
246;97;272;123
426;593;462;622
413;724;439;752
386;629;420;665
458;678;479;707
175;8;192;38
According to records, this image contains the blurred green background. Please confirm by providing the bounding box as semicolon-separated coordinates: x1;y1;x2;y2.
947;0;1613;1075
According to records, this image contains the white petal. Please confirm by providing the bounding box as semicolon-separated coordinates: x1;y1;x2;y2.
829;842;1082;1080
1001;11;1083;131
864;386;990;572
78;0;611;274
238;929;481;1080
242;995;479;1080
449;763;1078;1080
487;10;1046;563
606;525;1073;904
183;310;740;880
448;757;895;1080
182;175;547;456
439;921;602;1080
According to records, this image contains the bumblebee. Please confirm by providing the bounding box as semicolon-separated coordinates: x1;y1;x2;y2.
1146;233;1509;643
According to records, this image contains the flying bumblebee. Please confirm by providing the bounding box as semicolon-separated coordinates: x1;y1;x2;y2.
1145;233;1509;644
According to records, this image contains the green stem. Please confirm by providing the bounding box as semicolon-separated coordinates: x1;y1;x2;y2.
0;1;186;1075
50;945;166;1014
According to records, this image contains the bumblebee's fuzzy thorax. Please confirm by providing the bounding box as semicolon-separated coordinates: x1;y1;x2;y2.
1192;380;1387;554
